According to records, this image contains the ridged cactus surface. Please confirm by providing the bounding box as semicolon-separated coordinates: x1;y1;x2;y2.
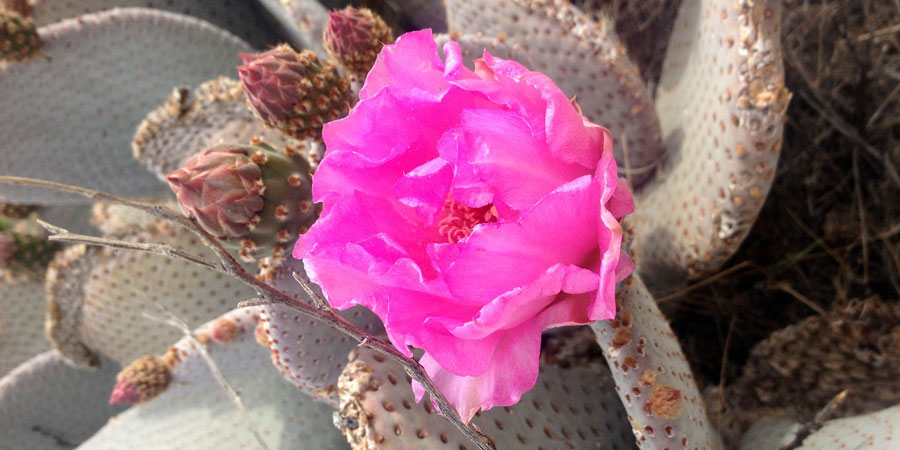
259;258;384;406
336;346;635;449
45;244;105;367
0;280;49;376
132;77;311;180
0;8;250;204
740;404;900;450
444;0;664;186
591;275;721;448
27;0;279;48
80;307;349;450
633;0;790;285
0;351;125;450
46;219;256;367
255;0;329;55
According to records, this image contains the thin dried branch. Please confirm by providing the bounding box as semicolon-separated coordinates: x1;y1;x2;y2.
36;219;219;271
142;307;269;450
0;175;496;450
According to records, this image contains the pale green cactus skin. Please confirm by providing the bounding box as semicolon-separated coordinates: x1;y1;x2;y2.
80;307;348;450
740;405;900;450
0;352;125;449
592;275;722;449
335;346;636;449
45;215;256;367
0;280;49;377
0;8;250;205
258;257;385;407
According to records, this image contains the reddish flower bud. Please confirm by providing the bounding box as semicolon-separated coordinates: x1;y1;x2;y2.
323;7;393;75
166;142;318;263
237;44;352;139
166;146;265;239
109;355;171;405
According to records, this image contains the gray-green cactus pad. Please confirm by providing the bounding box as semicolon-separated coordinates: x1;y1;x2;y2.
28;0;280;48
80;307;349;450
0;351;125;450
741;405;900;450
46;219;256;367
335;347;635;449
132;76;311;180
260;257;384;406
255;0;329;56
0;8;250;204
633;0;790;285
0;280;50;377
591;275;721;449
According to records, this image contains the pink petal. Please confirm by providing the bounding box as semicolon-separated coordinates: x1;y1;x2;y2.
431;263;600;340
360;29;447;100
412;321;543;423
452;108;592;211
442;175;603;303
394;157;453;225
479;52;602;169
319;86;494;203
294;191;440;278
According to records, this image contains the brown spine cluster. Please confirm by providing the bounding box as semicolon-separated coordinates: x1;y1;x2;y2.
323;7;393;76
109;355;173;404
0;9;41;62
238;44;353;139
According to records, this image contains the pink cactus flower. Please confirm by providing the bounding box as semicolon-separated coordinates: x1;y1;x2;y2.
293;29;634;422
166;147;265;238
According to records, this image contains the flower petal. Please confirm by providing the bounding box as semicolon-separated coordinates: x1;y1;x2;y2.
442;175;602;303
452;108;592;210
412;320;542;423
432;263;600;340
360;29;447;100
394;157;454;225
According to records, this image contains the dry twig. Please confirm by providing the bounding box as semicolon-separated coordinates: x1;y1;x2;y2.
142;307;270;450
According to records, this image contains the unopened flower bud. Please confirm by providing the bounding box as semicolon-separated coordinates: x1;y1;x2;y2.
166;147;265;239
166;143;318;263
109;355;171;404
237;44;353;139
323;7;393;75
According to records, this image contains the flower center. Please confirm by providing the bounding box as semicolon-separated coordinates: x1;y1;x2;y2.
437;197;498;243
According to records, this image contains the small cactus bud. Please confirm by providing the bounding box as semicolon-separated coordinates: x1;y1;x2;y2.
166;147;266;239
166;143;318;262
0;10;42;62
109;355;172;404
237;44;353;139
323;7;393;75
